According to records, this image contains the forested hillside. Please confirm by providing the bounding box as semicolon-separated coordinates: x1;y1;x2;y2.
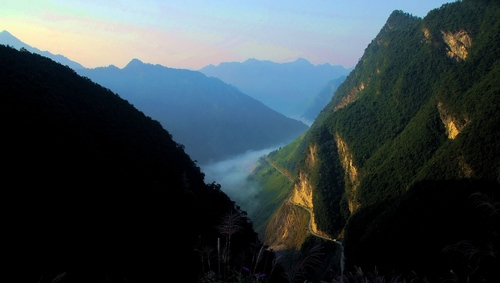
251;0;500;282
0;45;285;283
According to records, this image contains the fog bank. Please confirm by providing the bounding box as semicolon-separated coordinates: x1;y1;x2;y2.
200;145;282;216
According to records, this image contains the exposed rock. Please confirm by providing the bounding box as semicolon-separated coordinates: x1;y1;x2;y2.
334;83;365;111
291;144;316;210
437;101;469;139
335;133;360;213
264;201;309;251
422;26;431;43
307;144;317;167
441;30;472;61
292;171;313;209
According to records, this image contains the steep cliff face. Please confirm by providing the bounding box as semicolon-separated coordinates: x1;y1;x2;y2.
334;133;360;213
265;142;337;249
264;198;310;251
334;83;364;111
422;26;432;43
253;1;500;281
441;30;472;61
292;171;314;208
437;101;469;139
290;172;325;237
291;144;317;208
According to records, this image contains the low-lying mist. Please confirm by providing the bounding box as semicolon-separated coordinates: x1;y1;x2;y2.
200;145;282;217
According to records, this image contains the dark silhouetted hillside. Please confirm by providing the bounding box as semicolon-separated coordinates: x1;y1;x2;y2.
0;45;285;283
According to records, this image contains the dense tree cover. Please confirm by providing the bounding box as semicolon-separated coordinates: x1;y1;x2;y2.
0;45;286;283
311;0;499;229
251;0;500;282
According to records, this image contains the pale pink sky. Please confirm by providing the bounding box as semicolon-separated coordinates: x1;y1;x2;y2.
2;0;455;70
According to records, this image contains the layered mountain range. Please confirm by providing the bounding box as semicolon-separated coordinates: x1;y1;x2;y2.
199;58;352;123
0;30;353;164
2;0;499;282
76;59;309;164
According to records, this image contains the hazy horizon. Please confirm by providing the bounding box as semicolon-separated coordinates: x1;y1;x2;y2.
3;1;454;70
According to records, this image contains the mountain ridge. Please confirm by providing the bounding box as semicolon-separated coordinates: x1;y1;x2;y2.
0;30;85;70
77;58;309;164
1;43;287;283
0;31;313;164
199;57;352;121
251;1;500;282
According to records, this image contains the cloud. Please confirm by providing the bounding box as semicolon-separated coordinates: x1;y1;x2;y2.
200;145;282;216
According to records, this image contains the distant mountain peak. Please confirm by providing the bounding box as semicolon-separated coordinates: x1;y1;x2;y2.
128;58;144;65
1;30;13;36
0;30;28;48
243;58;272;65
293;57;311;64
124;58;146;69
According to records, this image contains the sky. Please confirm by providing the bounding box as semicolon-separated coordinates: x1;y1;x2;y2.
2;0;455;70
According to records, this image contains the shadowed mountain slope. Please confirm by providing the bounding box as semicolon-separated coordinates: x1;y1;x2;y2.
0;45;285;283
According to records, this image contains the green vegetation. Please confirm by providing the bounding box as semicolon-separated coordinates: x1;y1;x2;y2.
251;0;500;282
248;155;295;235
5;0;498;282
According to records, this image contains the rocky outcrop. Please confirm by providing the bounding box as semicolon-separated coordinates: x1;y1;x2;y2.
264;201;310;251
335;133;360;213
291;143;317;208
442;30;472;61
437;101;468;139
334;83;365;111
292;171;314;208
307;144;317;167
422;26;431;43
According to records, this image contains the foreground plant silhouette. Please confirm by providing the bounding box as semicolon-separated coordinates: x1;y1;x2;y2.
196;210;285;283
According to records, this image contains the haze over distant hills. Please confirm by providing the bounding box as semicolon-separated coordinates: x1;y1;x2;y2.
3;0;499;281
77;59;309;164
199;58;352;122
0;30;311;164
300;74;348;123
1;30;350;125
